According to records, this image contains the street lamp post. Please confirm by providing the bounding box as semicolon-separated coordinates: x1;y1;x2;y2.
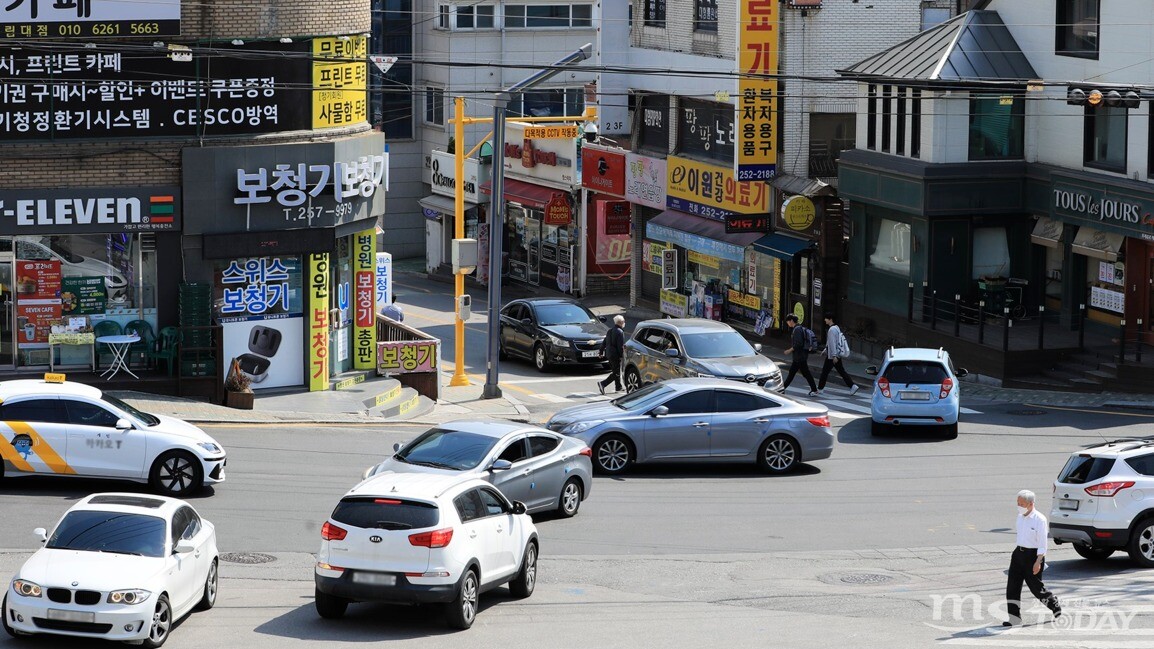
482;44;592;399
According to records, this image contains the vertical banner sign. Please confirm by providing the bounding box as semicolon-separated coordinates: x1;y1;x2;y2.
308;253;330;391
661;248;678;290
353;229;377;370
374;252;393;312
313;36;369;129
736;0;778;181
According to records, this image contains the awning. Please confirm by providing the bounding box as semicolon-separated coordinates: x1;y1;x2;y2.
1072;226;1125;262
752;233;814;260
771;174;835;198
418;194;476;217
645;210;764;263
1029;217;1064;249
479;178;568;209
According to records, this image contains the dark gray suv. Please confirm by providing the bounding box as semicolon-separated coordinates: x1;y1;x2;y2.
622;319;782;392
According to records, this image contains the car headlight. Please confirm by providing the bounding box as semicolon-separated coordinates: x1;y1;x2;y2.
12;579;41;598
562;420;604;435
107;589;151;605
198;442;221;453
546;334;568;347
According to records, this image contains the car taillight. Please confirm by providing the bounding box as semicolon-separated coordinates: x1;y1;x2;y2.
321;521;347;541
806;416;830;428
409;528;454;548
579;446;592;457
878;377;891;398
1085;481;1135;497
939;377;954;399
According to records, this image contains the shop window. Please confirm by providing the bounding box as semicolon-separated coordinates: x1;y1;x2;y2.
1056;0;1099;59
808;113;855;178
972;228;1011;280
1084;104;1127;172
694;0;717;32
867;219;912;276
643;0;666;28
514;88;584;118
969;95;1024;160
424;86;444;126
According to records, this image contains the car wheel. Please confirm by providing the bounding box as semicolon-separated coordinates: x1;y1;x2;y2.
557;478;582;518
446;569;479;630
314;588;348;619
1073;543;1115;561
592;434;633;475
499;342;508;360
533;344;550;373
623;367;642;393
196;559;219;611
942;421;958;440
141;594;171;649
149;451;203;497
757;435;800;474
508;542;538;599
1127;517;1154;568
870;421;887;437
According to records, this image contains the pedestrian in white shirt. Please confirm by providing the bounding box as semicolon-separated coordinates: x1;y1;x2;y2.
1004;489;1062;626
817;314;859;396
380;295;404;322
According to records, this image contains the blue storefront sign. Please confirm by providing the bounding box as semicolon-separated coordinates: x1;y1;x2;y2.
645;222;746;263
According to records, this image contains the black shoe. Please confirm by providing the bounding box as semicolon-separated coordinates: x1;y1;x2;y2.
1053;609;1062;619
1002;621;1014;627
597;383;606;395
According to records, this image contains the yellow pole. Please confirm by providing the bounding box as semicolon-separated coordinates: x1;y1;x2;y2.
449;96;470;387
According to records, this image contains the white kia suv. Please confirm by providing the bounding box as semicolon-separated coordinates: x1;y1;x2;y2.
314;474;539;630
1050;438;1154;567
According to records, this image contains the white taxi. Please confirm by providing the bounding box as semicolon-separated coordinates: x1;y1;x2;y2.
0;375;226;497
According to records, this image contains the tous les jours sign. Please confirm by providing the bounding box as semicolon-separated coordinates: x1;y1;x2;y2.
1053;188;1153;226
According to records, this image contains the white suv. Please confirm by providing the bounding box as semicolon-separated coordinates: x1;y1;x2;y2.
314;474;539;630
1050;439;1154;567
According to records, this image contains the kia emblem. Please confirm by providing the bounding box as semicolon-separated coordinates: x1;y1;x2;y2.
72;581;79;587
369;535;382;543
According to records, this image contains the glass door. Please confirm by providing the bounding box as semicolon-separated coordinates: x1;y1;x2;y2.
0;254;11;368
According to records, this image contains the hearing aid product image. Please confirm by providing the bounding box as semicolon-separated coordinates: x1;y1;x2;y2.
235;325;282;383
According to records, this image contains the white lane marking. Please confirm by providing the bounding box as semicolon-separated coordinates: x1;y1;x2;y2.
502;376;606;385
530;393;572;403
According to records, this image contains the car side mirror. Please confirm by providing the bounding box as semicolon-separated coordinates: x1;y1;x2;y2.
650;405;669;417
664;348;680;358
956;368;969;378
865;366;879;376
511;501;527;515
520;318;533;328
392;442;404;452
599;315;607;323
754;343;763;353
115;418;132;431
33;527;47;544
174;539;196;554
489;459;513;472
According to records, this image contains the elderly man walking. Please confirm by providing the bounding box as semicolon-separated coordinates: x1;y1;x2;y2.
598;315;626;394
1004;489;1062;626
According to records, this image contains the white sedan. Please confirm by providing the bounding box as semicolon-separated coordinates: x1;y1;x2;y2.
3;493;219;648
0;376;226;496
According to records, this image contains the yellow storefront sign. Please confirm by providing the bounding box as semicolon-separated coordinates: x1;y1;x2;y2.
667;155;769;220
659;289;688;318
687;250;721;269
736;0;778;181
313;36;368;129
726;289;761;310
308;253;330;391
524;125;579;139
643;240;668;274
353;229;377;371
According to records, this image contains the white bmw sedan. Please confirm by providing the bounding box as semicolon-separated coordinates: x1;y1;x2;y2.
0;376;226;496
3;493;219;648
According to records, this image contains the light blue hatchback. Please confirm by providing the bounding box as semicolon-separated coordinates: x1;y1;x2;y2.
865;348;968;439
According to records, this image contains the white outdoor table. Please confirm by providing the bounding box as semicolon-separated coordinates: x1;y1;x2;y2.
96;334;141;380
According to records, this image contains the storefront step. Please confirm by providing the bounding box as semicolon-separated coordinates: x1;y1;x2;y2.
330;370;378;391
372;388;435;421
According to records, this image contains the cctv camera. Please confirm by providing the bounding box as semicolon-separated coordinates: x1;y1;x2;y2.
584;122;599;143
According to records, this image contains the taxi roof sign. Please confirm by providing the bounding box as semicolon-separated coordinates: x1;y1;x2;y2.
44;373;67;384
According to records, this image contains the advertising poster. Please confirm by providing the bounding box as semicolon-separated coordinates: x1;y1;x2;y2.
736;0;779;181
354;230;377;370
16;260;62;299
216;256;305;390
595;200;632;265
61;276;107;315
16;302;60;345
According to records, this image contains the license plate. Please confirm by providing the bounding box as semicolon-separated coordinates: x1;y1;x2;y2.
1058;499;1079;511
352;572;396;586
48;609;95;623
581;351;600;358
899;391;931;400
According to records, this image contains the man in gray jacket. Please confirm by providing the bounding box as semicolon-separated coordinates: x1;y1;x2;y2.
817;313;860;396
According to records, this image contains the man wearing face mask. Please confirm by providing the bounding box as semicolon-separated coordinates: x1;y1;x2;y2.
1004;489;1062;626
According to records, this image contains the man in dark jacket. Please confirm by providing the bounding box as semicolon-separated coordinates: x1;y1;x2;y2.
778;314;818;397
598;314;626;394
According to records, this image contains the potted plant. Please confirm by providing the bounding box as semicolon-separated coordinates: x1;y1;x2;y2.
224;358;254;410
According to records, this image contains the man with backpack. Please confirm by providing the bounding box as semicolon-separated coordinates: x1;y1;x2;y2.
817;313;860;396
778;314;819;397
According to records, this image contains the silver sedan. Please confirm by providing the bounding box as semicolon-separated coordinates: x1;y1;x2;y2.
546;378;833;475
362;420;593;517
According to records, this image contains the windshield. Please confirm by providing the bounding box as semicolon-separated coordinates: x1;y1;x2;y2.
48;510;166;558
882;361;948;384
679;331;756;359
1057;455;1115;485
102;394;160;426
611;383;674;409
396;428;499;471
536;303;596;326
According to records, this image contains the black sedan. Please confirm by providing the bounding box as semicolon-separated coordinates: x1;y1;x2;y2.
499;298;609;371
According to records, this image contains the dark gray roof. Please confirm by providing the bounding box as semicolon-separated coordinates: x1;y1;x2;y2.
838;10;1036;85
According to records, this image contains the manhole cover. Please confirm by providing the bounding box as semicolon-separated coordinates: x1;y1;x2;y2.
220;552;276;565
818;571;903;586
1008;409;1048;416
